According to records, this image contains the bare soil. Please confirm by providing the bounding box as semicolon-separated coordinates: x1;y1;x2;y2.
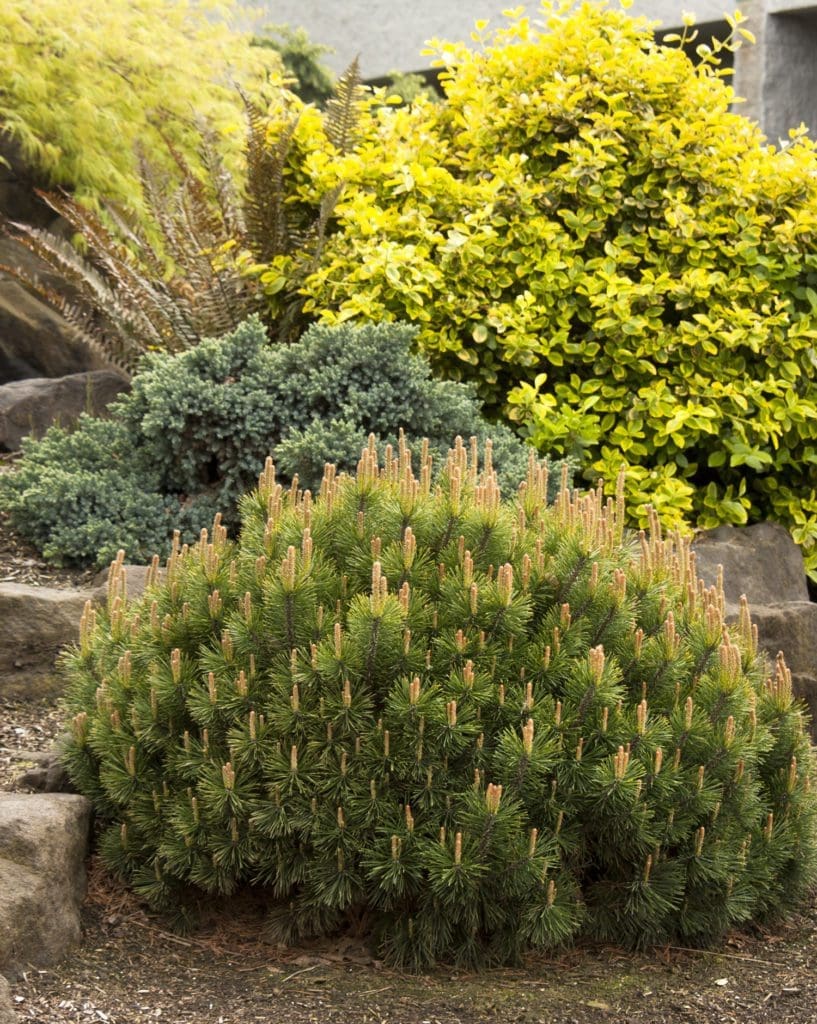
2;509;817;1024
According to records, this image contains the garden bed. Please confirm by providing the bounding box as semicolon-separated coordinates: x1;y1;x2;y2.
2;502;817;1024
3;669;817;1024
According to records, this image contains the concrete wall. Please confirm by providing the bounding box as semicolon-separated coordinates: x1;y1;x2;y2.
730;0;817;140
244;1;728;77
766;11;817;140
242;0;817;141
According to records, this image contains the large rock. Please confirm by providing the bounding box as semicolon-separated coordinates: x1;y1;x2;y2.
748;602;817;679
0;277;108;384
0;234;88;382
0;133;108;383
0;370;129;451
692;523;817;736
692;522;809;614
0;236;73;295
0;975;17;1024
92;563;158;604
0;584;93;699
0;135;58;230
0;793;91;977
12;751;74;795
0;568;154;700
748;602;817;731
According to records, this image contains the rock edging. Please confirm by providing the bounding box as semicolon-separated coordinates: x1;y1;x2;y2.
692;521;817;732
0;370;128;452
0;793;91;981
0;565;153;701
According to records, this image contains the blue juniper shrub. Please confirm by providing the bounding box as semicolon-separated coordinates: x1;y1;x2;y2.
1;317;561;566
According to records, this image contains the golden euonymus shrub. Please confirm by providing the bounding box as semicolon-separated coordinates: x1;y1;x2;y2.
253;2;817;574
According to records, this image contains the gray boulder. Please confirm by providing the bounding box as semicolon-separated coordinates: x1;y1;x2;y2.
692;523;817;736
0;567;155;701
12;750;73;794
0;793;91;977
0;370;128;451
747;602;817;731
0;236;73;296
91;563;158;604
0;276;108;384
0;135;59;230
0;584;93;699
692;521;809;614
0;975;17;1024
0;135;106;384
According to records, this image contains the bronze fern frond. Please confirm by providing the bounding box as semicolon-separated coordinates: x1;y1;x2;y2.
324;58;364;155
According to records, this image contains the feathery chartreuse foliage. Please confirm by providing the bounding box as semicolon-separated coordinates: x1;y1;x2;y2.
0;0;280;210
61;440;817;968
0;61;364;376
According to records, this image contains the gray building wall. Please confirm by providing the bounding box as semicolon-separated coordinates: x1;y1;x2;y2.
245;1;727;76
733;1;817;143
244;1;817;141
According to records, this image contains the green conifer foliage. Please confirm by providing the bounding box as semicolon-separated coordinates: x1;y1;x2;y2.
1;318;549;566
61;440;817;967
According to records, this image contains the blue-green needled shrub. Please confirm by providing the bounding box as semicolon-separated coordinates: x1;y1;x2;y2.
61;439;817;968
1;317;556;566
0;417;170;567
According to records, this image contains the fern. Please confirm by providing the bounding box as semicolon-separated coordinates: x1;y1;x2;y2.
198;124;245;242
0;65;366;370
241;90;301;265
0;210;165;373
1;147;261;374
324;58;365;154
241;62;363;340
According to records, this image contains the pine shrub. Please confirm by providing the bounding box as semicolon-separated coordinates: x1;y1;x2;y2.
61;439;817;967
1;318;549;565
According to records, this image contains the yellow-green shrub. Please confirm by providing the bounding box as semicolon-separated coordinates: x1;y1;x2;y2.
0;0;280;211
262;2;817;575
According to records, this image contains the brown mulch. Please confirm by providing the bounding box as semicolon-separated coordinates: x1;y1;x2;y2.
2;505;817;1024
6;851;817;1024
0;695;67;789
3;690;817;1024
